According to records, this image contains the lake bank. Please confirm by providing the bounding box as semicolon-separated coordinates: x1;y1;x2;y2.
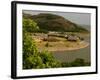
37;41;89;52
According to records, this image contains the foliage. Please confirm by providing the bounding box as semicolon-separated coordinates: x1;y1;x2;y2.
23;31;61;69
23;18;49;33
62;58;90;67
70;58;86;66
23;32;38;69
39;51;61;68
23;18;39;33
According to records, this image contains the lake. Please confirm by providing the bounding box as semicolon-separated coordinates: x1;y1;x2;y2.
52;33;91;63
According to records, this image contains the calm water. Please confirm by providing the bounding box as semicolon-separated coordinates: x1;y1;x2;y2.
52;34;91;63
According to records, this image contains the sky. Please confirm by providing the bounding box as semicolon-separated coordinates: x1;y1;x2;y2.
23;10;91;26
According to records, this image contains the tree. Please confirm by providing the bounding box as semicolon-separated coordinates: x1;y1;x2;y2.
23;32;39;69
23;18;39;32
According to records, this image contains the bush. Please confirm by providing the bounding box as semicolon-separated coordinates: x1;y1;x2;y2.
39;51;61;68
61;58;90;67
70;58;85;66
61;62;71;67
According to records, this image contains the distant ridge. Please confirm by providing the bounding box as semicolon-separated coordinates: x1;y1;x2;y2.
23;13;89;32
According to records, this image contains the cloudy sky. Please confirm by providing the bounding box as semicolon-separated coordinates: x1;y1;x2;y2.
23;10;91;26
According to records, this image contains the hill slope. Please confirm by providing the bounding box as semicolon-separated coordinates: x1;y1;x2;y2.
23;13;89;32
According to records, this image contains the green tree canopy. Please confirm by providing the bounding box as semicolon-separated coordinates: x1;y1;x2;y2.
23;19;39;32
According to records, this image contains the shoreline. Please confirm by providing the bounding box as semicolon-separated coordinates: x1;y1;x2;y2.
48;43;89;51
37;41;89;52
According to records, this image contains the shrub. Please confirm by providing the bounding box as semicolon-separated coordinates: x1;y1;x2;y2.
61;58;90;67
70;58;85;67
39;51;62;68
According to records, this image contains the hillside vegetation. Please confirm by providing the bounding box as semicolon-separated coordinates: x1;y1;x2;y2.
23;13;89;33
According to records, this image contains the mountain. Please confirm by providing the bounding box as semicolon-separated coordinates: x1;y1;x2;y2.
23;13;89;32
